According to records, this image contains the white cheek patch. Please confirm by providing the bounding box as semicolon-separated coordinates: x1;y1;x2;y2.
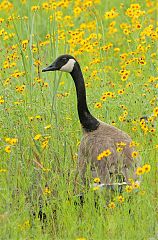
60;59;76;73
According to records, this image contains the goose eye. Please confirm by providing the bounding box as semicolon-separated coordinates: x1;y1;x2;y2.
62;57;67;62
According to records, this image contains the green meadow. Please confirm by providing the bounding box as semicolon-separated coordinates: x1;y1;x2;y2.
0;0;157;239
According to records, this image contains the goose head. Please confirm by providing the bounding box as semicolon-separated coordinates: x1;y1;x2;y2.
42;54;77;73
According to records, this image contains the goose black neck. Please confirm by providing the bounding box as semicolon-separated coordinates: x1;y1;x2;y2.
70;62;100;132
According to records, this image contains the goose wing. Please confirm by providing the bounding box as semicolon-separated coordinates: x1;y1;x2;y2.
77;125;139;185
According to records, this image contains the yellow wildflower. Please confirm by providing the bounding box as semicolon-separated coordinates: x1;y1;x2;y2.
15;85;25;93
132;181;140;189
0;18;4;23
142;164;151;173
125;185;133;193
0;96;4;104
97;152;104;160
42;168;51;172
97;149;112;160
43;187;51;195
34;134;41;141
29;116;34;121
153;107;158;117
5;146;11;153
93;186;100;191
128;178;134;184
19;220;30;230
43;82;48;87
94;177;100;183
118;89;125;94
59;81;65;86
94;102;102;109
31;5;40;11
35;115;42;121
0;169;7;173
103;149;112;157
6;137;16;144
130;141;139;147
9;138;18;145
105;9;119;19
117;147;123;152
132;151;139;158
41;140;49;149
108;201;116;209
101;95;107;101
117;142;126;147
119;116;125;122
44;124;51;130
117;195;124;203
136;167;145;175
74;7;82;17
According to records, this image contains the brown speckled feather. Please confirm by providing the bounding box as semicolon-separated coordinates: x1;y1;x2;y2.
77;121;140;185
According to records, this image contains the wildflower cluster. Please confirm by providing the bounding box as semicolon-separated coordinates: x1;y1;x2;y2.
108;195;125;209
119;69;130;82
100;91;115;102
43;186;51;195
4;137;18;153
34;134;50;150
124;164;151;194
105;8;119;19
125;179;141;193
97;149;112;160
125;4;145;33
116;142;126;152
0;168;7;173
0;96;5;104
29;115;43;122
136;164;151;175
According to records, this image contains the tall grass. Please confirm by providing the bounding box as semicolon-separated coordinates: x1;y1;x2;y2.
0;0;157;239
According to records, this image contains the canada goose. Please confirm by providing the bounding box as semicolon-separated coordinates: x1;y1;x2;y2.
42;54;140;189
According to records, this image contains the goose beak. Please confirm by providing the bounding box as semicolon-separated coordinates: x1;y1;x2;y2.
42;63;58;72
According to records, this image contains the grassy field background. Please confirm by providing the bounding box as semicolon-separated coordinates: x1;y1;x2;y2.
0;0;157;239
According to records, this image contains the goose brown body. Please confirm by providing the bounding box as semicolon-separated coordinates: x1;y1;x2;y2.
78;121;138;185
42;54;140;187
